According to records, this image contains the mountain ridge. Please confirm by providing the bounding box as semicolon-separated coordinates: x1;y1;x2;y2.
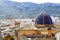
0;0;60;18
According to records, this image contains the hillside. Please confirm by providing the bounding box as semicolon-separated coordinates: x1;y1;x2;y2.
0;0;60;18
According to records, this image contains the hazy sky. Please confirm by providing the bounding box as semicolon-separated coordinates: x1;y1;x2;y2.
11;0;60;4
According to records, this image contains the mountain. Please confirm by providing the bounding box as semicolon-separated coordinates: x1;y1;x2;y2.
0;0;60;18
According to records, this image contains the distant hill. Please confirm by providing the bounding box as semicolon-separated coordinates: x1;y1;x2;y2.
0;0;60;18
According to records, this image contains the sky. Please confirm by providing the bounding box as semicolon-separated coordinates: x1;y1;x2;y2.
11;0;60;4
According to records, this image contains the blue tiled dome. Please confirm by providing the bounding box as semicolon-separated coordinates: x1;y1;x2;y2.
35;13;53;24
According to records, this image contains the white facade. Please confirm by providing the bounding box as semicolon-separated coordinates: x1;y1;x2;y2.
55;32;60;40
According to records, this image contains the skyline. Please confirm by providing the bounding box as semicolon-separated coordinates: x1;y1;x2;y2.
11;0;60;4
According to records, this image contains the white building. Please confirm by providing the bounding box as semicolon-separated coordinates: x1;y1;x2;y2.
55;30;60;40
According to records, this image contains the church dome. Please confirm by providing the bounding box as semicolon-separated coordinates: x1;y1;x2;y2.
34;13;54;28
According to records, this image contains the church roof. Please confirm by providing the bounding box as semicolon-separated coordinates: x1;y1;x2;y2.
35;13;53;25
